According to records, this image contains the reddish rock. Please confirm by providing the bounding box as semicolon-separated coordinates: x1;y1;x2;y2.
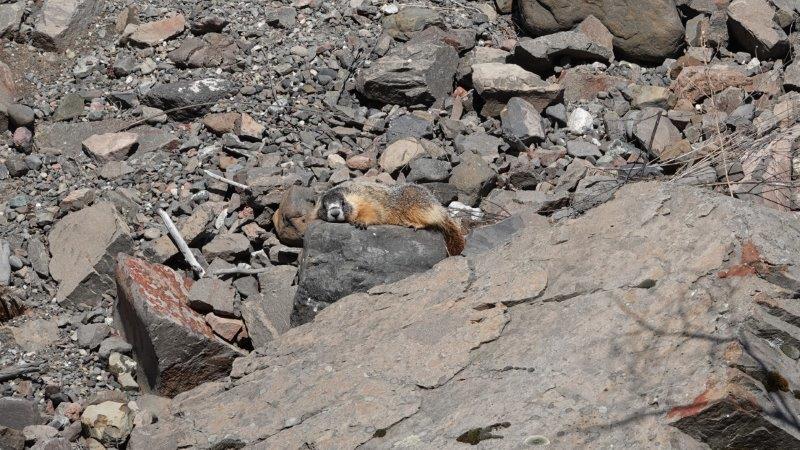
205;313;244;342
114;254;238;397
235;113;264;141
671;65;751;103
346;153;375;171
129;13;185;47
201;112;239;135
81;132;139;162
11;127;31;149
558;67;628;104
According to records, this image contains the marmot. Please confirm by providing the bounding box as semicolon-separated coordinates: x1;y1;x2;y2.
314;181;466;256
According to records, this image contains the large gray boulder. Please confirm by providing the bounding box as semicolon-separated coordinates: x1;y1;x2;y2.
515;0;684;62
32;0;101;50
132;182;800;448
356;40;458;106
293;221;449;324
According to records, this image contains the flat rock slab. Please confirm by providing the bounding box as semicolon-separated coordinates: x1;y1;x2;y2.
48;202;133;306
134;182;800;448
356;40;458;106
293;221;449;324
114;254;239;397
35;120;177;157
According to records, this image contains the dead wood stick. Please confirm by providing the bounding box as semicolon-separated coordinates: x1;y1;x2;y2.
157;209;206;278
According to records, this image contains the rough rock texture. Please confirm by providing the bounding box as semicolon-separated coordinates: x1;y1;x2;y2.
356;40;458;106
728;0;789;60
514;16;614;74
515;0;684;61
141;78;238;120
472;62;563;116
133;182;800;448
241;266;296;348
48;203;133;306
293;221;449;324
32;0;101;50
114;254;239;397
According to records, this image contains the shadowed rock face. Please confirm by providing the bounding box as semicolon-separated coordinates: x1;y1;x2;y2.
131;181;800;448
515;0;685;62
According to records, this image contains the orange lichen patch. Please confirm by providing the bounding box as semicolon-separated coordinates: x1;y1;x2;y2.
118;255;213;338
667;389;711;420
718;240;772;279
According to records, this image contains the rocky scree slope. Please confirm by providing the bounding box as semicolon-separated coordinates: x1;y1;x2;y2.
1;0;800;448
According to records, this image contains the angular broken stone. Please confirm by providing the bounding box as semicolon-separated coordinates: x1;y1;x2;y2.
115;254;239;396
49;203;133;306
515;15;614;74
356;40;458;106
81;132;139;162
128;13;186;47
168;32;237;68
449;151;497;206
379;138;427;174
0;2;24;37
294;222;449;324
81;401;133;446
501;97;546;150
187;278;236;317
0;398;41;430
205;313;244;343
32;0;101;50
472;63;563;116
633;108;683;157
202;233;250;261
241;266;297;348
727;0;789;60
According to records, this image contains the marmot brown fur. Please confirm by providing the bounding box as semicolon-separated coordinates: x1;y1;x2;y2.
314;181;466;256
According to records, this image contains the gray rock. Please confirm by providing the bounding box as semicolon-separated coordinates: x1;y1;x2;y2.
77;323;111;349
454;132;503;162
49;203;133;306
32;0;101;50
728;0;789;60
382;6;443;40
515;0;684;62
514;16;614;74
240;265;297;348
407;158;451;183
187;278;236;317
202;233;250;261
51;93;84;122
0;3;23;37
385;114;433;144
26;237;50;278
501;97;546;150
0;239;10;286
566;140;602;158
142;78;238;120
356;40;458;106
98;336;133;359
449;151;497;206
0;398;41;430
633;108;683;157
471;63;563;116
293;222;449;324
138;181;800;449
115;254;239;397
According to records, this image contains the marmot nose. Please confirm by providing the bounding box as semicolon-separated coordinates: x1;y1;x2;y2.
330;209;343;220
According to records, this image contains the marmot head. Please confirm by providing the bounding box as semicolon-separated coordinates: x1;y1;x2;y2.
317;187;352;222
